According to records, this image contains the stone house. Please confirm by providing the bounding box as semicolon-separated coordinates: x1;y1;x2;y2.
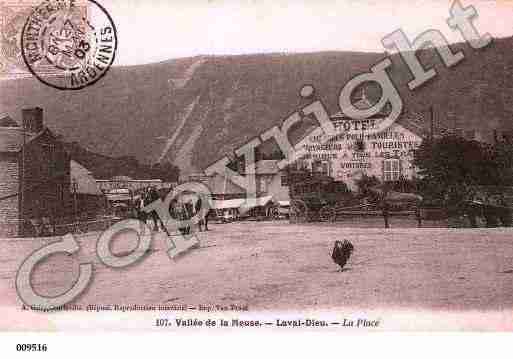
0;108;71;237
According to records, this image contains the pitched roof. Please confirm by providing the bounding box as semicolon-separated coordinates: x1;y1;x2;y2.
23;128;54;147
238;160;281;175
255;160;280;174
0;127;27;152
327;86;427;138
0;127;57;153
396;115;430;138
331;88;390;119
71;160;103;195
0;115;19;127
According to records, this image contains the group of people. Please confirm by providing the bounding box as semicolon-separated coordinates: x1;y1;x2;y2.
135;187;210;234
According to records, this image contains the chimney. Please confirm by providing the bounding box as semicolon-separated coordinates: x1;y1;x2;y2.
22;107;44;133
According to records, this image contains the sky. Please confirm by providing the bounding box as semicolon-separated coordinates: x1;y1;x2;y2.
98;0;513;66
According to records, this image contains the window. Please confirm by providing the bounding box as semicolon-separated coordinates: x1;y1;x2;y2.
258;177;268;193
281;175;289;187
312;160;330;176
383;159;401;182
295;159;309;171
355;139;365;151
41;143;56;175
57;184;62;202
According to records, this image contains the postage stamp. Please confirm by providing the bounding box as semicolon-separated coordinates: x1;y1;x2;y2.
19;0;117;90
0;1;37;78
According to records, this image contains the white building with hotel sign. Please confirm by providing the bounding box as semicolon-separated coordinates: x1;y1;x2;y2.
297;93;426;191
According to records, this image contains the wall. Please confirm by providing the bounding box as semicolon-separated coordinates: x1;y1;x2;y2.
259;173;289;201
0;153;19;236
206;174;246;199
19;130;71;236
300;122;423;191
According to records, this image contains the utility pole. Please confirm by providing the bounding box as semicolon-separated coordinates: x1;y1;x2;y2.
21;118;26;236
72;179;82;234
429;106;434;140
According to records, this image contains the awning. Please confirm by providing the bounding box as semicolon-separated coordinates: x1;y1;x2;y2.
112;202;129;208
239;195;274;210
106;194;132;202
212;198;247;210
212;196;276;210
71;160;102;195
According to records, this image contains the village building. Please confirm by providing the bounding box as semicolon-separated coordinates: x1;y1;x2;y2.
0;108;71;237
0;108;105;237
297;94;512;192
297;93;428;191
188;160;289;203
96;176;173;193
201;160;289;201
186;160;290;217
70;160;106;219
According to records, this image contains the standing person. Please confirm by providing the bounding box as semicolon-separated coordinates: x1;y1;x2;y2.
415;204;422;228
177;202;190;235
463;200;479;228
382;200;390;229
145;186;161;232
138;191;147;224
184;201;193;235
137;191;150;235
195;198;210;232
203;208;210;231
195;198;204;232
498;195;512;227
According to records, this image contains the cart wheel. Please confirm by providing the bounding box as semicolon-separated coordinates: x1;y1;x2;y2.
290;199;308;223
269;207;279;220
319;205;336;222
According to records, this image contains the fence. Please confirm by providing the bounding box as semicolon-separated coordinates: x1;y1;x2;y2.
0;215;118;238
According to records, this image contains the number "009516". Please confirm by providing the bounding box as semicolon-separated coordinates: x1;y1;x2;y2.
16;344;48;352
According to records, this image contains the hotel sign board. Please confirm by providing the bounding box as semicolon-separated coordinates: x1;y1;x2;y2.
300;122;423;189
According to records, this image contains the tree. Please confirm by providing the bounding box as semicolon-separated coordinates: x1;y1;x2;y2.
355;174;381;197
414;135;513;205
390;176;419;193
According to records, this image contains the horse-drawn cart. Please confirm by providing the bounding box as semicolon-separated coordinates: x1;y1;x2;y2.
288;174;353;223
289;173;423;224
318;189;422;222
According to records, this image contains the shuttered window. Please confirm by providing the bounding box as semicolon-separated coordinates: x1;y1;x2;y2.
383;159;401;182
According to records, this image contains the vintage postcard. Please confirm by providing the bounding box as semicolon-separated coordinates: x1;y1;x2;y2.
1;0;513;340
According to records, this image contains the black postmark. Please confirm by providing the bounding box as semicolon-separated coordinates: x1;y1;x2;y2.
21;0;117;90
